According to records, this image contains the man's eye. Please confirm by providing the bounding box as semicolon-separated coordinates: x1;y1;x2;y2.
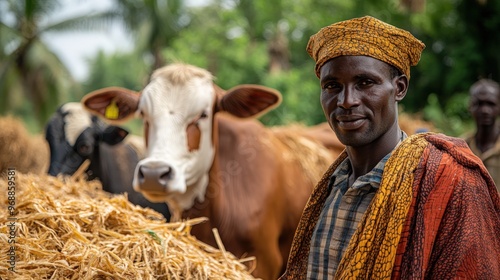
359;80;373;86
324;83;340;90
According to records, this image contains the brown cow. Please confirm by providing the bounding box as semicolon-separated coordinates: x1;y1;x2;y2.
81;63;335;279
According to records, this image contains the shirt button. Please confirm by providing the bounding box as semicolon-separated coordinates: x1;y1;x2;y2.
344;197;353;204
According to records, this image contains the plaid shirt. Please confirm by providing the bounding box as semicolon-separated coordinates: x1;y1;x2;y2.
307;152;391;279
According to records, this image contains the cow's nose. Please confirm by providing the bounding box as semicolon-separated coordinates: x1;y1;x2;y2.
137;164;174;192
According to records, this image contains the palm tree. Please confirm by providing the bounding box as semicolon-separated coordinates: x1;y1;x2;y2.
112;0;188;78
0;0;119;130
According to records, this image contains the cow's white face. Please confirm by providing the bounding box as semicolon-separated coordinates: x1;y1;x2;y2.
81;63;283;215
132;65;216;210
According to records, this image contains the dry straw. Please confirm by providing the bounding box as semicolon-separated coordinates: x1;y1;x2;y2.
0;173;257;280
0;116;49;176
270;124;334;184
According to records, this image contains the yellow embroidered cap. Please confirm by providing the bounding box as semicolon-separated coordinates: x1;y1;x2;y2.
307;16;425;79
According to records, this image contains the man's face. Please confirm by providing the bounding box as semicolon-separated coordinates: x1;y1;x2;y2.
470;84;500;127
319;56;405;147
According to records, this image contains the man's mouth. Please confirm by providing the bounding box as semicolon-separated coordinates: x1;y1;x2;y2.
336;115;366;130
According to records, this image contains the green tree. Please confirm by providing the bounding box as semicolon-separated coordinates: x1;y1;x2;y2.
0;0;118;131
83;50;149;93
111;0;188;76
400;0;500;136
80;0;498;135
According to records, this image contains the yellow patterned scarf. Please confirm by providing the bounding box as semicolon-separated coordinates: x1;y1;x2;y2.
334;133;429;279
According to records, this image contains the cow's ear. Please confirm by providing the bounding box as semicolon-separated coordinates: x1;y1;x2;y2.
81;87;140;123
217;85;282;118
101;126;129;145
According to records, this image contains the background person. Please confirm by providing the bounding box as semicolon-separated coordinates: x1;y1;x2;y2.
465;78;500;191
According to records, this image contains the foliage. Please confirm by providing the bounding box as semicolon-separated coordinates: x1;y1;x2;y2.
111;0;189;72
83;50;149;93
82;0;499;136
1;0;499;137
260;69;324;126
0;0;120;132
404;0;500;119
422;92;473;137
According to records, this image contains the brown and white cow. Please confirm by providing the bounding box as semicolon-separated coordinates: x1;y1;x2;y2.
81;63;335;279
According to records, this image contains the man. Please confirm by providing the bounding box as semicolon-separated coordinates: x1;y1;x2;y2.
280;16;500;279
465;78;500;191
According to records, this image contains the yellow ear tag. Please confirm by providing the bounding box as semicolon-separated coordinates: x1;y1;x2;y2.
105;100;119;120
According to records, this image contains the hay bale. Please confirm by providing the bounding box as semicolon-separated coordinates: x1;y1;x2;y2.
0;116;49;175
0;173;257;280
399;112;437;135
270;124;335;184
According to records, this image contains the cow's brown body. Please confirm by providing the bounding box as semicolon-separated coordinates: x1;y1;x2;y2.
185;115;334;278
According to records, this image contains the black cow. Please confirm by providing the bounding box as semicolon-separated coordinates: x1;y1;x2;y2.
45;102;170;220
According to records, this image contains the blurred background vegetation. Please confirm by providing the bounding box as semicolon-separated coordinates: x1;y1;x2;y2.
1;0;499;137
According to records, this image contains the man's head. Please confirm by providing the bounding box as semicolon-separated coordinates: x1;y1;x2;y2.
307;16;425;147
469;78;500;127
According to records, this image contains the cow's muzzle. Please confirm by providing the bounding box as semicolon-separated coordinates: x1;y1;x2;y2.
136;161;175;193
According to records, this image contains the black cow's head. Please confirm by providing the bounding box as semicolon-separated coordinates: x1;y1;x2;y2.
45;102;129;179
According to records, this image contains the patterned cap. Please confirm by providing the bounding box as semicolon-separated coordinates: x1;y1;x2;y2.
307;16;425;79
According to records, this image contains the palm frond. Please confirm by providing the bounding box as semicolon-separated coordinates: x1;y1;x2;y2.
40;11;122;34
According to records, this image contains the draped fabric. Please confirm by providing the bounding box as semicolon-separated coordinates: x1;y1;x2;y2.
280;133;500;279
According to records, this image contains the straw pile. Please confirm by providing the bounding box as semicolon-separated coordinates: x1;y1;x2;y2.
270;124;334;184
0;116;49;176
0;173;257;280
399;112;437;134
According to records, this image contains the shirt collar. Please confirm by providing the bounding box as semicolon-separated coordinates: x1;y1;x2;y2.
329;131;408;190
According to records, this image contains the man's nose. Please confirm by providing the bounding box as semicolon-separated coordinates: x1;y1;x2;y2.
337;87;360;109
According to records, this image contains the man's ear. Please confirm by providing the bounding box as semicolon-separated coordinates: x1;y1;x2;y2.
101;126;129;146
395;75;409;102
81;87;140;123
216;84;282;118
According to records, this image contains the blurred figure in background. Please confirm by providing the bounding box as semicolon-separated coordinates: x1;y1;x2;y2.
465;78;500;191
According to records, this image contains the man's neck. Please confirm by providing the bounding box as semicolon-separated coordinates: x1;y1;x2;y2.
347;127;402;184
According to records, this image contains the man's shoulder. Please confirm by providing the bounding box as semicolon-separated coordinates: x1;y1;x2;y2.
397;132;481;166
396;132;458;151
417;133;490;174
423;133;469;149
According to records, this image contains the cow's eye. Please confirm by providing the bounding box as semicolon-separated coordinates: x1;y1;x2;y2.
77;143;92;156
189;111;209;127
